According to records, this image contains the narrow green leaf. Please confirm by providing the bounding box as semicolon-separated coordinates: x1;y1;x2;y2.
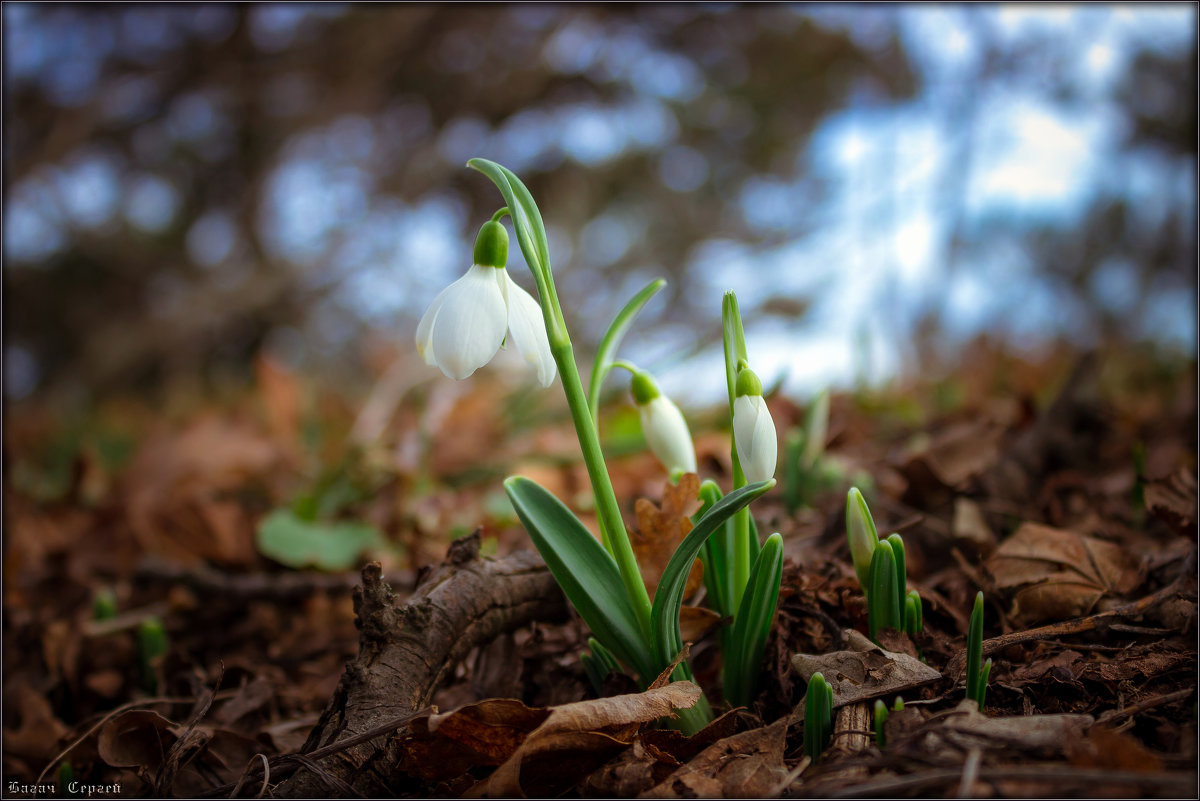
587;279;666;425
725;532;784;707
867;540;898;642
694;480;732;617
906;589;923;634
966;590;984;704
505;476;654;679
978;658;992;710
650;479;775;669
886;532;907;627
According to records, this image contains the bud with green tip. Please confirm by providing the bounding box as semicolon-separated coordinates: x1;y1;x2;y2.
631;369;696;475
846;487;879;588
804;672;834;759
732;366;777;484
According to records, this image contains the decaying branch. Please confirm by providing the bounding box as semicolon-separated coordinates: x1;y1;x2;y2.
277;533;566;797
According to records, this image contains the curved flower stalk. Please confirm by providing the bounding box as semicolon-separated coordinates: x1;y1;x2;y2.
630;368;697;476
416;213;555;386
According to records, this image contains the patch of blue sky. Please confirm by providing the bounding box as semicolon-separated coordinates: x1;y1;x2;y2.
54;152;122;230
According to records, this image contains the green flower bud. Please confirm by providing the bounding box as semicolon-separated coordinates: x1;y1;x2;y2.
630;369;661;405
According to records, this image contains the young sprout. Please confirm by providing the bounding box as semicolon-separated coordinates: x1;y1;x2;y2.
873;697;904;747
92;587;118;621
630;368;697;476
845;486;879;587
416;211;555;386
137;617;168;695
581;637;621;697
965;591;992;710
803;672;835;760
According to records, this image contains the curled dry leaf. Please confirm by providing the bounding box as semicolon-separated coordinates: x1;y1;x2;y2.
477;682;701;798
399;682;702;798
97;709;178;770
985;522;1141;625
633;473;704;599
790;628;942;713
1145;466;1197;537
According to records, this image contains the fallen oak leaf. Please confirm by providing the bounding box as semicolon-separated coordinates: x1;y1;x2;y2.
633;473;704;599
985;523;1141;624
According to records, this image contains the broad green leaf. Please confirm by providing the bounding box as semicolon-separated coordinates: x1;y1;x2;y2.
256;509;383;570
724;532;783;707
588;279;666;425
504;476;654;679
650;479;775;668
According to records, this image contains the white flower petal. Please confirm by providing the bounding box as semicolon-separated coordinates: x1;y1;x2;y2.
503;272;556;387
429;264;508;380
415;286;451;366
639;395;696;474
734;394;777;483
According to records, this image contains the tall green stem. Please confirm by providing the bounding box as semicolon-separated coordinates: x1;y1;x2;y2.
722;292;752;608
553;341;652;636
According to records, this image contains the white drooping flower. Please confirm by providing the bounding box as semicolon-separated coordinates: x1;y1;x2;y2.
631;370;696;475
732;367;777;484
415;219;555;387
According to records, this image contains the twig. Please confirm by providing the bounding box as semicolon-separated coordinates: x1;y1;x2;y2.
957;748;981;798
1097;687;1195;726
945;576;1189;678
229;754;270;799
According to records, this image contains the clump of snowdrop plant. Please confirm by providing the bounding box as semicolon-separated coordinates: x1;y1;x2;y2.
416;159;782;733
846;487;923;644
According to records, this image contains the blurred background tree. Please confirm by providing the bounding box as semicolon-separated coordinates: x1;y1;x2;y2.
3;5;1195;405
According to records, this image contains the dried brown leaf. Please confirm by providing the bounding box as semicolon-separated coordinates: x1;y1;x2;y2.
97;709;178;769
642;717;788;799
986;523;1141;624
790;629;942;711
473;681;702;797
633;473;703;599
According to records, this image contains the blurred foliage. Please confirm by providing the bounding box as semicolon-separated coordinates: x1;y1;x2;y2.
2;5;1195;404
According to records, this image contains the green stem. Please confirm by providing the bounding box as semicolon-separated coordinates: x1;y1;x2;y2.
552;342;652;638
722;292;752;609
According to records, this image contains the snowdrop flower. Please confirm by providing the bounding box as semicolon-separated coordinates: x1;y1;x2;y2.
733;366;777;484
631;369;696;475
845;486;879;587
416;218;555;386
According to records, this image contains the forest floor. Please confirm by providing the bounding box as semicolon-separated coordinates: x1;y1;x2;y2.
3;338;1196;798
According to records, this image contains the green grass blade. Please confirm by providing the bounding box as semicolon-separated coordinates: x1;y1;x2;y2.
505;476;653;679
978;658;992;710
724;532;784;707
587;279;666;425
650;479;775;669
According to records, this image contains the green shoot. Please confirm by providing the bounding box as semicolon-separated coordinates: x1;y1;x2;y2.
873;697;904;747
804;672;835;760
137;617;168;695
581;637;621;696
92;587;117;621
965;591;991;710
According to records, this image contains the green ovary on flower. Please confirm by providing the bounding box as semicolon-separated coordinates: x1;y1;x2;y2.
415;222;556;386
